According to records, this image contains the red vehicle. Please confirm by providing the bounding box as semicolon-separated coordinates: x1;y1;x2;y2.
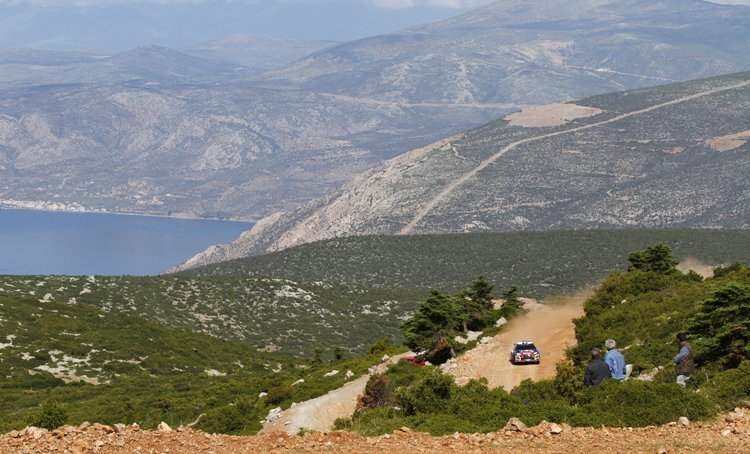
510;341;540;365
400;355;426;366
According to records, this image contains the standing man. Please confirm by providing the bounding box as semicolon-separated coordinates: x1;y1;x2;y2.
604;339;627;381
584;348;612;386
674;333;694;387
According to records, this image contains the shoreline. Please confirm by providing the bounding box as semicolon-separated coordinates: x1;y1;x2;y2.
0;204;256;224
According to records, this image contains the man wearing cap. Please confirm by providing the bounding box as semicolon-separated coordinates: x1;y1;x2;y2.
605;339;627;381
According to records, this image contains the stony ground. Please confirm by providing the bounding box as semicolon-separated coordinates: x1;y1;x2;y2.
2;409;748;453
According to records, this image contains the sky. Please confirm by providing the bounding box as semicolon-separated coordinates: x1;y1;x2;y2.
0;0;747;50
0;0;496;50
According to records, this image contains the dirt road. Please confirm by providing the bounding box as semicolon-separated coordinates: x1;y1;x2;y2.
260;353;412;435
447;292;589;390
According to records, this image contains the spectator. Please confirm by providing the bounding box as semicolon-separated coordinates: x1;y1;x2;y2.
674;333;694;387
604;339;627;381
584;348;611;386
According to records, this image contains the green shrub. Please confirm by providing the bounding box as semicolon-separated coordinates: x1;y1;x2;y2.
511;378;560;403
703;361;750;410
444;379;521;433
194;398;262;435
335;407;409;436
368;337;394;354
522;401;577;425
571;380;714;427
554;362;585;404
396;368;454;415
31;401;68;430
195;405;245;434
713;263;746;279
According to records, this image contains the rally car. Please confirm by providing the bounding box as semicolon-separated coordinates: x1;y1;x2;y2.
510;341;540;365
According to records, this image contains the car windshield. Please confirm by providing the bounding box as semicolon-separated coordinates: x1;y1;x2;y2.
515;343;537;351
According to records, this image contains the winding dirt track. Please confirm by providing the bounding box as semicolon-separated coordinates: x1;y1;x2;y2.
448;293;589;390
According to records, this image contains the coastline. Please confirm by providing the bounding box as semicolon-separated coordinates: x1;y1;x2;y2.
0;200;255;224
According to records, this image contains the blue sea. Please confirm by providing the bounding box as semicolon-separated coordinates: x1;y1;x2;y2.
0;209;253;276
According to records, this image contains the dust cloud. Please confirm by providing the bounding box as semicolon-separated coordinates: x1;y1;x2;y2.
677;257;715;278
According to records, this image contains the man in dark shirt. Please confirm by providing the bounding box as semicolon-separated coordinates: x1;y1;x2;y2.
584;348;612;386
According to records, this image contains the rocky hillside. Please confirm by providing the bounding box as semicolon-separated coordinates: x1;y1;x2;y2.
2;0;750;219
0;274;418;356
176;70;750;267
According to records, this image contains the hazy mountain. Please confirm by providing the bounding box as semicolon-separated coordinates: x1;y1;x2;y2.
2;0;750;220
259;0;750;104
183;35;337;74
173;70;750;269
0;46;239;88
0;37;335;89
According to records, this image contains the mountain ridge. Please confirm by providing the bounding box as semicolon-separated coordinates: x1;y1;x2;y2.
173;70;750;270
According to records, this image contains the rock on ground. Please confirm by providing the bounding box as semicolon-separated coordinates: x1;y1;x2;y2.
1;410;747;454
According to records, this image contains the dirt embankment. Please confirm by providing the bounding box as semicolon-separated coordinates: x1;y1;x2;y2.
2;409;749;453
447;292;589;390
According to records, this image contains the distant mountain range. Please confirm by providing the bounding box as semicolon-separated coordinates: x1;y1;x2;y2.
174;70;750;269
0;36;335;89
1;0;750;220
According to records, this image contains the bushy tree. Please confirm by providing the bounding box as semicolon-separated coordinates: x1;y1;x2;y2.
499;286;522;317
395;368;454;415
401;290;466;350
713;262;746;278
368;337;394;354
627;243;678;275
688;283;750;368
465;276;494;311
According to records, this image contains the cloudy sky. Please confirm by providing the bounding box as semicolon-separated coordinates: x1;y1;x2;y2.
0;0;747;50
